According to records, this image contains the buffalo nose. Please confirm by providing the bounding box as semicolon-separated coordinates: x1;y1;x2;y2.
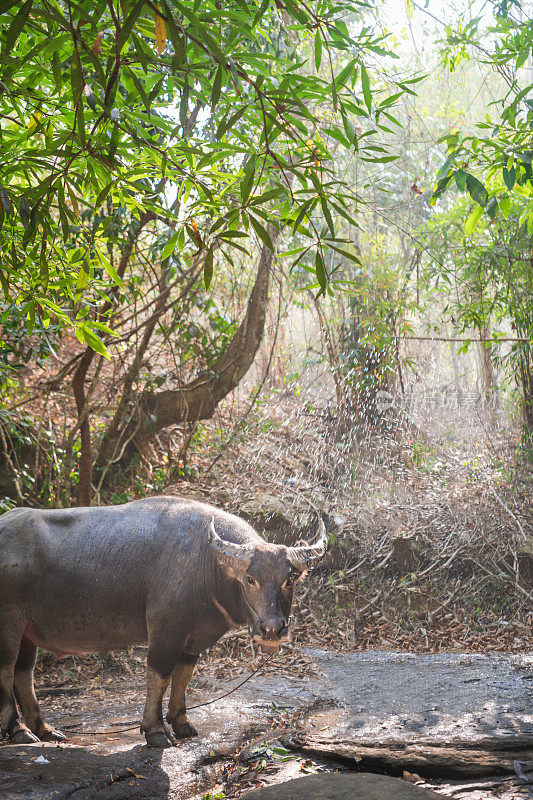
259;619;287;639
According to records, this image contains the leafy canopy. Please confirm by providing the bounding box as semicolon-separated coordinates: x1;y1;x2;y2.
432;0;533;236
0;0;406;357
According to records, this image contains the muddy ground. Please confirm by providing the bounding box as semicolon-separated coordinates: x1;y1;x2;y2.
1;649;532;800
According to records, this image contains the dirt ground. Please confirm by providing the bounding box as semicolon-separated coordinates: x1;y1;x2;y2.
3;648;532;800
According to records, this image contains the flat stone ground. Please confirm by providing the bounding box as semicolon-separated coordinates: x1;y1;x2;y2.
0;650;531;800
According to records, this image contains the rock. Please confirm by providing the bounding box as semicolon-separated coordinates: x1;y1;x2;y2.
284;650;533;777
240;493;315;542
241;773;442;799
241;493;292;525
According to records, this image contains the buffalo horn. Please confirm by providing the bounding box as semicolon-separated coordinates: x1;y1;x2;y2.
287;517;328;569
208;518;253;570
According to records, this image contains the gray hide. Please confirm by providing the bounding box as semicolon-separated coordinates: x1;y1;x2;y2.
0;496;326;747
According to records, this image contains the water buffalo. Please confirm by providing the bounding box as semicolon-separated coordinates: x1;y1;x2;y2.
0;496;327;747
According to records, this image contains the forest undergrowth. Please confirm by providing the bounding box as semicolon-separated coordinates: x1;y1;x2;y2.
35;387;533;689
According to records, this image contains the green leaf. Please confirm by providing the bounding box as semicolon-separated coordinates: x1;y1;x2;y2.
117;0;146;53
95;182;113;210
320;197;335;237
52;50;62;92
486;196;498;220
26;301;35;334
240;154;255;203
465;173;488;207
179;78;189;128
161;231;179;261
78;325;110;358
437;150;459;181
500;194;510;219
361;62;371;112
4;0;32;53
96;248;124;288
314;31;322;71
198;28;227;66
432;175;452;203
502;165;516;191
0;0;21;12
212;64;223;108
464;204;483;236
0;184;12;217
203;246;214;289
334;58;356;88
249;215;274;251
76;259;90;292
315;250;327;293
19;196;31;229
161;1;187;64
252;0;269;25
216;106;246;138
126;65;151;115
528;208;533;236
0;267;9;299
454;169;467;192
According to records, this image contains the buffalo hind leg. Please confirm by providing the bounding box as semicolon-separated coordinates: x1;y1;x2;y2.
0;618;38;743
166;654;199;739
14;636;65;742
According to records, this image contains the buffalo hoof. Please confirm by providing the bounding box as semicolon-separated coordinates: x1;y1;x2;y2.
40;727;67;742
145;730;175;748
173;721;198;739
11;727;40;744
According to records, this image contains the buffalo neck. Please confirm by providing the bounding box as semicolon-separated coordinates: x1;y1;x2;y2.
211;563;252;629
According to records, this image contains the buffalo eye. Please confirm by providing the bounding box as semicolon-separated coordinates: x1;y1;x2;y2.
246;575;256;586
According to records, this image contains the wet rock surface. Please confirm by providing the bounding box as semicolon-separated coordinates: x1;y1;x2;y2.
241;773;443;799
0;650;531;799
284;650;533;776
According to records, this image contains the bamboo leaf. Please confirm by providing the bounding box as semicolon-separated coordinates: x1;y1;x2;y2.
155;10;167;55
249;214;274;251
161;231;179;260
314;30;322;70
5;0;32;53
204;246;214;289
315;249;327;293
361;62;371;112
117;0;145;53
240;155;256;203
78;324;110;357
212;64;223;108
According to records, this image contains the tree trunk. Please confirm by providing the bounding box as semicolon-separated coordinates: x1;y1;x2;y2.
521;362;533;432
476;323;497;418
72;349;94;507
71;210;155;505
96;227;278;470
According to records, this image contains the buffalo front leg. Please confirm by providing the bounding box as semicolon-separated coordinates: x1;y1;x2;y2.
140;666;174;748
0;619;38;743
13;636;65;742
166;654;199;739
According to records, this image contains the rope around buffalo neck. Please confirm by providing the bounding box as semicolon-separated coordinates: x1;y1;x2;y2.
60;652;275;736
